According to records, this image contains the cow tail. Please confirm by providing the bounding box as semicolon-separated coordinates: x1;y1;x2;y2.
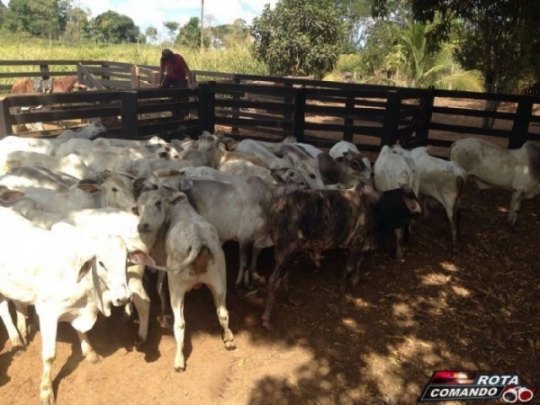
180;242;213;274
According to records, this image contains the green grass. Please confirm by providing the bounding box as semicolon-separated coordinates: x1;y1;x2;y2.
0;35;268;90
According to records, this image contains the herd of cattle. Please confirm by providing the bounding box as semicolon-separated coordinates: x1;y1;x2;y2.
0;121;539;404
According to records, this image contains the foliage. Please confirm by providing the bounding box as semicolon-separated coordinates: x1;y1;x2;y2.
334;0;372;51
61;7;91;43
251;0;343;79
0;37;268;92
176;17;204;49
145;27;158;44
2;0;69;39
163;21;179;45
372;0;540;92
93;10;140;43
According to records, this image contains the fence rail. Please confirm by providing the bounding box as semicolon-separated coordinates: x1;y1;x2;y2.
0;60;539;155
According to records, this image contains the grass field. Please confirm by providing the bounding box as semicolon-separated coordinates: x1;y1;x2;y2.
0;35;268;89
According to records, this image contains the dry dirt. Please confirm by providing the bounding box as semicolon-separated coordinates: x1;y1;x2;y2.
1;100;540;405
1;189;539;405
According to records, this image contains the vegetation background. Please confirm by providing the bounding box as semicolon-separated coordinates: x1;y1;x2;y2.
0;0;538;94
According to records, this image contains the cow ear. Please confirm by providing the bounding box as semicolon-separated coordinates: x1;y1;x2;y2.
128;250;156;267
168;192;187;205
0;189;25;203
131;206;139;216
77;256;96;283
78;182;102;193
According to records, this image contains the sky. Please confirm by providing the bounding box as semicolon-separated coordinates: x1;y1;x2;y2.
1;0;278;37
75;0;278;35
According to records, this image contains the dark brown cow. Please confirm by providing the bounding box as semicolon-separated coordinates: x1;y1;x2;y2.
262;182;421;329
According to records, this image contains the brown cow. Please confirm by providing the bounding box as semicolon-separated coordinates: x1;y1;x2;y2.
261;182;421;329
10;75;85;94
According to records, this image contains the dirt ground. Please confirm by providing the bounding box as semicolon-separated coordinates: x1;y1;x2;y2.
0;188;539;405
1;99;539;405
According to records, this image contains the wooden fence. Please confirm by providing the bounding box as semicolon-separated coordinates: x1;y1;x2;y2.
0;60;539;155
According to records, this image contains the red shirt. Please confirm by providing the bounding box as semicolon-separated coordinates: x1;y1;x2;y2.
161;54;189;81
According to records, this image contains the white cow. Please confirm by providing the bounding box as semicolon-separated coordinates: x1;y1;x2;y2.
0;165;78;191
136;189;236;371
450;138;540;225
392;145;466;242
0;174;136;214
0;207;142;405
1;151;96;179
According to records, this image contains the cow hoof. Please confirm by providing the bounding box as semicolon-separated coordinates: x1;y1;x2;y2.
134;336;146;349
262;319;273;331
158;315;173;329
86;351;103;364
174;365;186;372
224;340;236;351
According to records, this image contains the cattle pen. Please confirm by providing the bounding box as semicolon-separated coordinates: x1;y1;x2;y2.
0;60;539;157
0;61;539;405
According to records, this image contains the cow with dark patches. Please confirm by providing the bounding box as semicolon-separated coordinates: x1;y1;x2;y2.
262;182;421;329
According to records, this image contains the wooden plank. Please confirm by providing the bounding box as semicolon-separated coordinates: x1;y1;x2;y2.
4;90;121;106
215;98;293;113
429;122;511;138
0;71;79;79
121;91;138;137
216;116;291;129
0;60;103;66
11;106;120;124
304;122;384;136
77;63;106;90
432;106;517;120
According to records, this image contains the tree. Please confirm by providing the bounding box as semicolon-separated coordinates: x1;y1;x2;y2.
93;10;140;43
62;6;90;42
251;0;344;78
372;0;540;94
3;0;69;39
176;17;205;49
163;21;179;45
335;0;372;51
145;26;158;43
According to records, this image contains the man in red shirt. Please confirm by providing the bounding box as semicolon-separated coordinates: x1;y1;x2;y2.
159;48;196;89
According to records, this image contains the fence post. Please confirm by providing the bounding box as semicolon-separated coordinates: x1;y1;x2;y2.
343;95;354;142
198;82;215;133
130;65;139;89
232;75;241;134
292;88;306;142
0;97;13;138
121;91;138;138
509;98;533;148
40;64;50;80
414;88;434;146
381;91;401;146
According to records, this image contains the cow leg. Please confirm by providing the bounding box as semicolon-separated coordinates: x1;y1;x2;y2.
156;272;172;329
395;228;405;261
509;191;523;226
14;303;28;345
75;330;101;363
207;281;236;351
37;312;58;405
128;265;150;347
236;241;253;289
0;300;24;348
445;200;459;244
168;280;189;371
249;246;265;284
343;253;364;291
262;254;291;330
